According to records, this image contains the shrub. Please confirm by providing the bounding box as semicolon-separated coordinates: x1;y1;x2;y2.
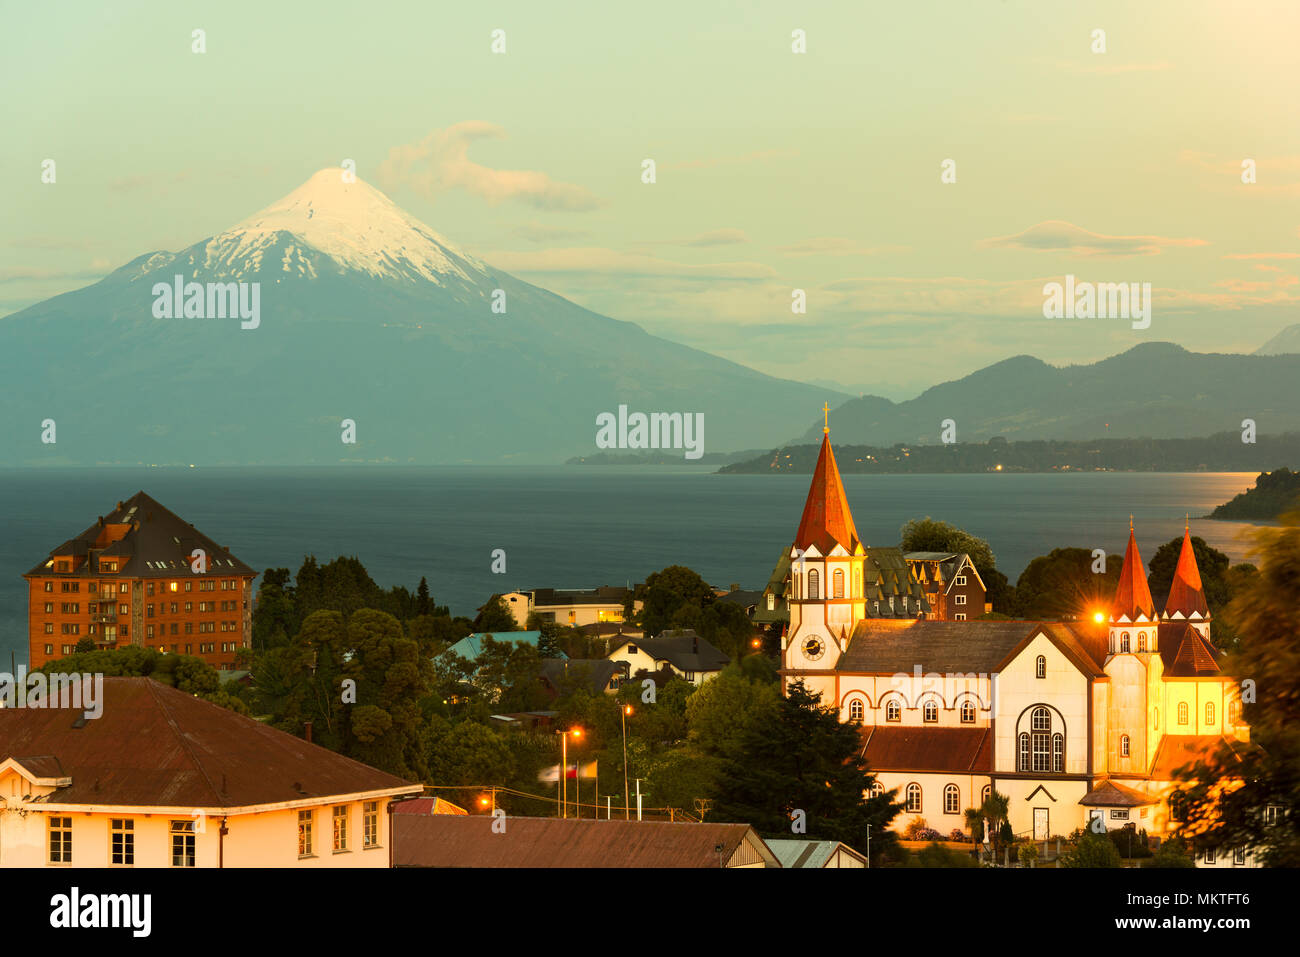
902;816;929;840
948;828;967;843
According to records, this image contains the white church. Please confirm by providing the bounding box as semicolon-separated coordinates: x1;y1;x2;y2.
778;423;1257;866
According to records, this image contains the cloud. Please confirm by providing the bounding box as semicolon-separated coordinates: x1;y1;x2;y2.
632;228;749;248
661;149;797;171
511;222;594;243
1222;252;1300;260
478;246;774;280
773;237;906;257
378;121;604;211
980;220;1207;257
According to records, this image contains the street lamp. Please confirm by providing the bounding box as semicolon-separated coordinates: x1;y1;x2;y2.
554;727;583;819
621;704;633;820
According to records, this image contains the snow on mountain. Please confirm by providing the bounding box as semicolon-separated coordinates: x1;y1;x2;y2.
190;168;490;285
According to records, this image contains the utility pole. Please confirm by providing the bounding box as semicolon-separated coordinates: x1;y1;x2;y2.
635;778;643;821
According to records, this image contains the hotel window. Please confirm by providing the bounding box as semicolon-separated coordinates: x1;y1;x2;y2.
169;582;178;592
298;809;314;857
960;700;976;723
147;605;154;617
44;581;53;592
1035;655;1046;679
1178;702;1188;725
1120;632;1130;653
870;783;884;798
808;569;819;600
49;816;73;863
885;699;901;722
111;819;134;866
905;783;922;813
955;594;966;606
1121;734;1130;757
849;698;864;722
119;603;128;615
363;802;379;848
44;644;53;655
147;626;154;638
147;583;154;596
944;784;959;814
833;569;844;598
44;623;53;634
922;699;938;723
1205;702;1215;725
170;821;196;867
44;602;53;613
333;806;349;852
120;583;129;594
170;602;178;614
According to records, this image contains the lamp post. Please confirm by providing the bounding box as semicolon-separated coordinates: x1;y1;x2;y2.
621;704;632;820
554;727;582;819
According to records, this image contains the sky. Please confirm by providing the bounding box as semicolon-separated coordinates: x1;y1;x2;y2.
2;0;1298;399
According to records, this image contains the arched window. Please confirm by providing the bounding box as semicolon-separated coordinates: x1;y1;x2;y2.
1035;655;1046;679
1121;734;1130;757
960;700;976;723
1205;702;1215;725
1137;632;1146;652
849;698;864;722
1052;733;1064;772
944;784;959;814
1120;632;1130;653
870;782;884;798
886;699;901;722
1018;732;1030;772
981;785;991;804
808;569;819;600
923;699;938;723
833;568;845;599
1031;707;1051;771
1178;702;1189;725
905;783;922;813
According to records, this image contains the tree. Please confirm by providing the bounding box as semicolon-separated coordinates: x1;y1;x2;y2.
426;717;517;788
1014;547;1120;620
713;680;900;860
74;636;96;654
1061;829;1122;868
473;595;518;633
1147;535;1231;613
416;577;432;617
635;565;717;637
1172;511;1300;866
899;517;1013;611
1147;835;1195;868
686;664;781;759
36;646;246;713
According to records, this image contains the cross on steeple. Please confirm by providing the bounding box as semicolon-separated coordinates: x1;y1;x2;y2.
823;402;830;434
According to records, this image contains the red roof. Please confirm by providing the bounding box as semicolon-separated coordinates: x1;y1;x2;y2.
1165;527;1209;618
794;433;860;554
859;726;992;773
1149;734;1244;779
1111;527;1155;620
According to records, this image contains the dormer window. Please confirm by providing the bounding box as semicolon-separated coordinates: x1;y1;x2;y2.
766;593;775;611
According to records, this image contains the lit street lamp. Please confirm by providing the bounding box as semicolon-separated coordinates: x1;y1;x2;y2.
621;704;633;820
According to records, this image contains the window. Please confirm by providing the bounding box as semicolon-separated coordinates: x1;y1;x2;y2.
885;699;901;722
1205;702;1215;725
185;580;192;592
1121;734;1130;757
44;643;53;655
44;581;53;592
955;594;966;606
1265;805;1283;826
960;700;976;723
298;809;314;857
923;699;938;723
1178;702;1189;725
808;569;820;600
1018;732;1030;772
111;819;134;866
870;783;884;798
955;575;967;586
1120;632;1130;653
363;802;379;848
981;785;990;804
147;582;154;596
1035;655;1046;679
627;644;637;654
1233;846;1246;866
766;593;775;611
44;623;53;634
1229;701;1240;725
1137;633;1146;652
1053;733;1064;772
1031;707;1051;772
1204;846;1216;865
954;613;966;621
48;816;72;864
170;821;196;867
849;698;864;721
43;602;53;613
333;806;349;852
905;783;922;813
833;568;844;598
1110;809;1129;820
944;784;959;814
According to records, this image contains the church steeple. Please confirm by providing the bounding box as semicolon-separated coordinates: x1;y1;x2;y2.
1164;525;1209;620
794;426;860;555
1111;521;1156;622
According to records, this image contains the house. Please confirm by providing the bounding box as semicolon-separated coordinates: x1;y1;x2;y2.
0;676;422;867
905;552;990;620
393;816;779;867
23;491;258;671
779;424;1259;865
539;658;621;697
715;587;764;618
390;797;468;816
446;631;552;664
500;587;636;628
608;630;729;686
765;839;868;868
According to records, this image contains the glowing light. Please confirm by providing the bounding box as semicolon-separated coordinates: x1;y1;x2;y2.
1093;611;1106;623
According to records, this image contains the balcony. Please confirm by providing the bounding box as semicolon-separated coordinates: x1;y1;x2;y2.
90;611;117;624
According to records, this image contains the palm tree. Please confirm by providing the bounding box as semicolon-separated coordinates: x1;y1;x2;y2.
964;807;985;861
980;790;1010;861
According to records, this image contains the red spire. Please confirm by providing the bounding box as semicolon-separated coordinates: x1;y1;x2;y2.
1165;526;1209;618
1111;523;1156;620
794;432;860;554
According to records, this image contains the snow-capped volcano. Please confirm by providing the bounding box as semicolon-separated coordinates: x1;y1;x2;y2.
149;168;491;286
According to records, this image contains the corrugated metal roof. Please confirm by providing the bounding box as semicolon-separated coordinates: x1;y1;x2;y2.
860;726;992;773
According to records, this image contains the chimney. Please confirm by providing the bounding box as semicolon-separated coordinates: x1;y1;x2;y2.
304;720;313;744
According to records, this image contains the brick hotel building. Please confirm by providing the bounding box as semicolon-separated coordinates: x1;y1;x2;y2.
24;492;257;670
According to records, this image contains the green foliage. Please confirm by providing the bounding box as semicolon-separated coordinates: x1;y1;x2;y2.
904;842;977;868
35;646;247;714
1146;835;1195;868
473;595;519;632
635;565;717;637
74;636;96;653
898;517;1013;611
1061;830;1123;868
1014;547;1120;619
1017;841;1039;866
1173;511;1300;866
426;717;517;786
1210;468;1300;520
686;663;781;759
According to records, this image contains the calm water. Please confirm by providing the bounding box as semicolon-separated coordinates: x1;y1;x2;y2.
0;467;1262;668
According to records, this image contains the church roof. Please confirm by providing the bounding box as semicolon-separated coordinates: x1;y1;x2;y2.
794;433;860;555
831;619;1104;676
1111;526;1156;621
1159;623;1223;677
1164;527;1209;618
864;548;929;617
859;726;992;773
1149;734;1246;779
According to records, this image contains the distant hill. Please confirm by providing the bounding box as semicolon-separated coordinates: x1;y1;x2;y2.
1255;323;1300;356
794;343;1300;446
720;433;1300;475
1208;468;1300;520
